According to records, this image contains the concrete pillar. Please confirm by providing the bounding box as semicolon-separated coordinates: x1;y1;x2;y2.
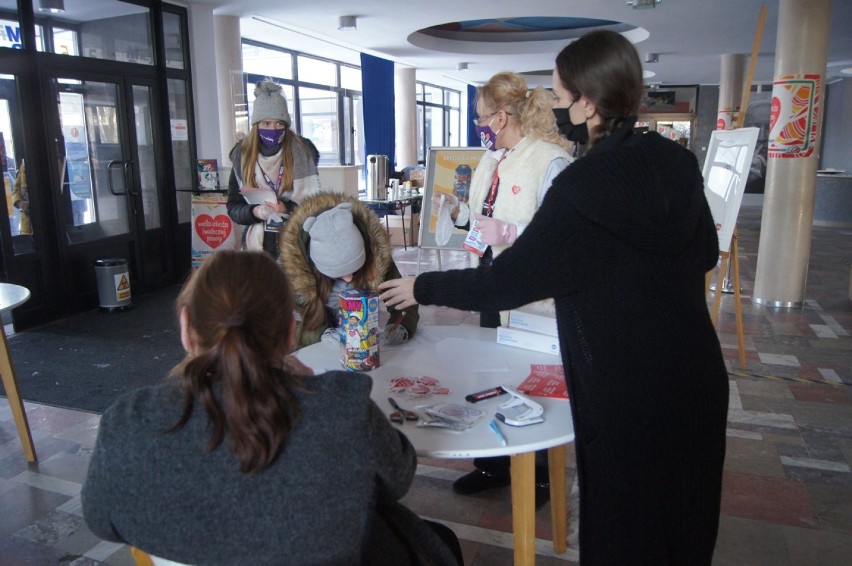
717;54;747;130
214;16;243;166
188;5;221;163
752;0;831;308
394;66;418;169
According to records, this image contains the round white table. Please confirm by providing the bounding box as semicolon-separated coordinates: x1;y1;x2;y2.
0;282;36;462
296;324;575;565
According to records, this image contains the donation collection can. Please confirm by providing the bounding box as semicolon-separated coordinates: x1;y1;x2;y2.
337;289;380;371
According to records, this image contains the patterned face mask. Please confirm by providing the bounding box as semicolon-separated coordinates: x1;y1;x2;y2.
258;128;286;148
475;119;502;151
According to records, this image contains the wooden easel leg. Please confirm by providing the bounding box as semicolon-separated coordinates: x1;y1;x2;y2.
732;233;747;369
710;252;729;326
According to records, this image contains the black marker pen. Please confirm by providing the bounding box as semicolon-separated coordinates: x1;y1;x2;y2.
465;386;506;404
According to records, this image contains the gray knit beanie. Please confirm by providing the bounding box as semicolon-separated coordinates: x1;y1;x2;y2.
304;203;367;279
251;80;291;126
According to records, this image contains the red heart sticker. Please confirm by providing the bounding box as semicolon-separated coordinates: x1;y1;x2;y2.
512;185;521;194
194;214;232;249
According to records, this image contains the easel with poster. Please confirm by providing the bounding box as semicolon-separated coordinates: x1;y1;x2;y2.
704;4;767;370
416;146;485;273
703;127;758;369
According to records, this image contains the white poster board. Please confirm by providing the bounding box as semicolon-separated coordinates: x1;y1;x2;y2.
702;128;759;252
419;146;486;250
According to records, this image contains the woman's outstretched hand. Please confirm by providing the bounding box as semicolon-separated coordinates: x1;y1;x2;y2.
379;277;418;310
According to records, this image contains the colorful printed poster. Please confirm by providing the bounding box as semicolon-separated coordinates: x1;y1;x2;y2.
197;159;219;190
768;74;820;159
191;193;235;268
420;147;486;250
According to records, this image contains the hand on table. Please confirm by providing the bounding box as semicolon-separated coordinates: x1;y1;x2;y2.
379;277;419;310
473;212;517;246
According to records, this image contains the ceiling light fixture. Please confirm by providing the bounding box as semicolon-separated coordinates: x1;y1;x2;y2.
627;0;661;8
457;62;469;72
644;53;660;63
338;15;357;31
38;0;65;13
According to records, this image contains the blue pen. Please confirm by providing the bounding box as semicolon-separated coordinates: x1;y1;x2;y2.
489;419;508;447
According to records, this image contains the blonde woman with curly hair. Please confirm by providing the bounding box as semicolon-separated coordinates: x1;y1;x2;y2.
438;71;573;505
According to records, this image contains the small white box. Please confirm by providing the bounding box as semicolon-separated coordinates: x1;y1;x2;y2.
496;326;561;356
508;305;558;337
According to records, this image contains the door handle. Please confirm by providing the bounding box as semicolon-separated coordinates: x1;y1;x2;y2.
107;160;126;195
123;161;139;196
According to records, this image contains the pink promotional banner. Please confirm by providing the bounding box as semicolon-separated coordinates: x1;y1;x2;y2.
768;74;821;159
191;193;235;268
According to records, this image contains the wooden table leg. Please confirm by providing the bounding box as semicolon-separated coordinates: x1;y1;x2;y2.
510;451;536;566
548;444;568;553
0;326;36;462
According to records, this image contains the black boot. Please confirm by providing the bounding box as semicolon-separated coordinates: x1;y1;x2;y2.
452;469;511;495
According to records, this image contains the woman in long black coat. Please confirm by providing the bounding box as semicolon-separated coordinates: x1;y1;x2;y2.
380;30;729;565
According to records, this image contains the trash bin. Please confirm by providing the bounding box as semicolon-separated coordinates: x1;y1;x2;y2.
94;258;133;312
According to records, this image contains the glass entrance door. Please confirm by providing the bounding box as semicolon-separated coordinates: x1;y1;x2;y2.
50;75;172;297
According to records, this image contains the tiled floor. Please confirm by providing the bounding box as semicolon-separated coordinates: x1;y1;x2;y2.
1;205;850;565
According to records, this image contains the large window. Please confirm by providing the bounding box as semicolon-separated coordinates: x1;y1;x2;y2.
416;82;461;164
241;41;361;168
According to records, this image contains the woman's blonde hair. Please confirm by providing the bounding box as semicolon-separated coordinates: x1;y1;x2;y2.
477;71;572;152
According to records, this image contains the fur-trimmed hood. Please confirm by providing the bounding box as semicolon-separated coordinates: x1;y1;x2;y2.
279;192;393;308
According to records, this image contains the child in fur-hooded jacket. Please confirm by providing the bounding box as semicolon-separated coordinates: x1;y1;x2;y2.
279;192;418;348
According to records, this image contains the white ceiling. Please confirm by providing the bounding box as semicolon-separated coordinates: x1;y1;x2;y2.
184;0;852;90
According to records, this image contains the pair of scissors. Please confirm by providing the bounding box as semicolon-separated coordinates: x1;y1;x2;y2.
388;397;418;424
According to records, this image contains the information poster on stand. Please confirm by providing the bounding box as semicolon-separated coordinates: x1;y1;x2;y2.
419;147;485;250
191;193;235;268
701;128;759;252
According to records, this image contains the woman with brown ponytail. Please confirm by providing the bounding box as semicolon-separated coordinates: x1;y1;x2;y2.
82;250;460;565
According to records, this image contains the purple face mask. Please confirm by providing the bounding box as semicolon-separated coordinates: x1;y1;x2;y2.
475;120;502;151
258;127;286;148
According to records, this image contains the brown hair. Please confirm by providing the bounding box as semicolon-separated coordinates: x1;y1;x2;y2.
477;71;572;151
554;30;644;146
169;250;302;474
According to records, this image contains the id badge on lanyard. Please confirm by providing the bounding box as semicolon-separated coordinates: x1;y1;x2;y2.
261;164;285;233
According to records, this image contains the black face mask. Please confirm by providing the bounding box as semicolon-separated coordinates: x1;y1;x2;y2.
553;108;589;145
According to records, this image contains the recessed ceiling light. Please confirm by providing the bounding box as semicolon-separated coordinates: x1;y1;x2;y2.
840;67;852;76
